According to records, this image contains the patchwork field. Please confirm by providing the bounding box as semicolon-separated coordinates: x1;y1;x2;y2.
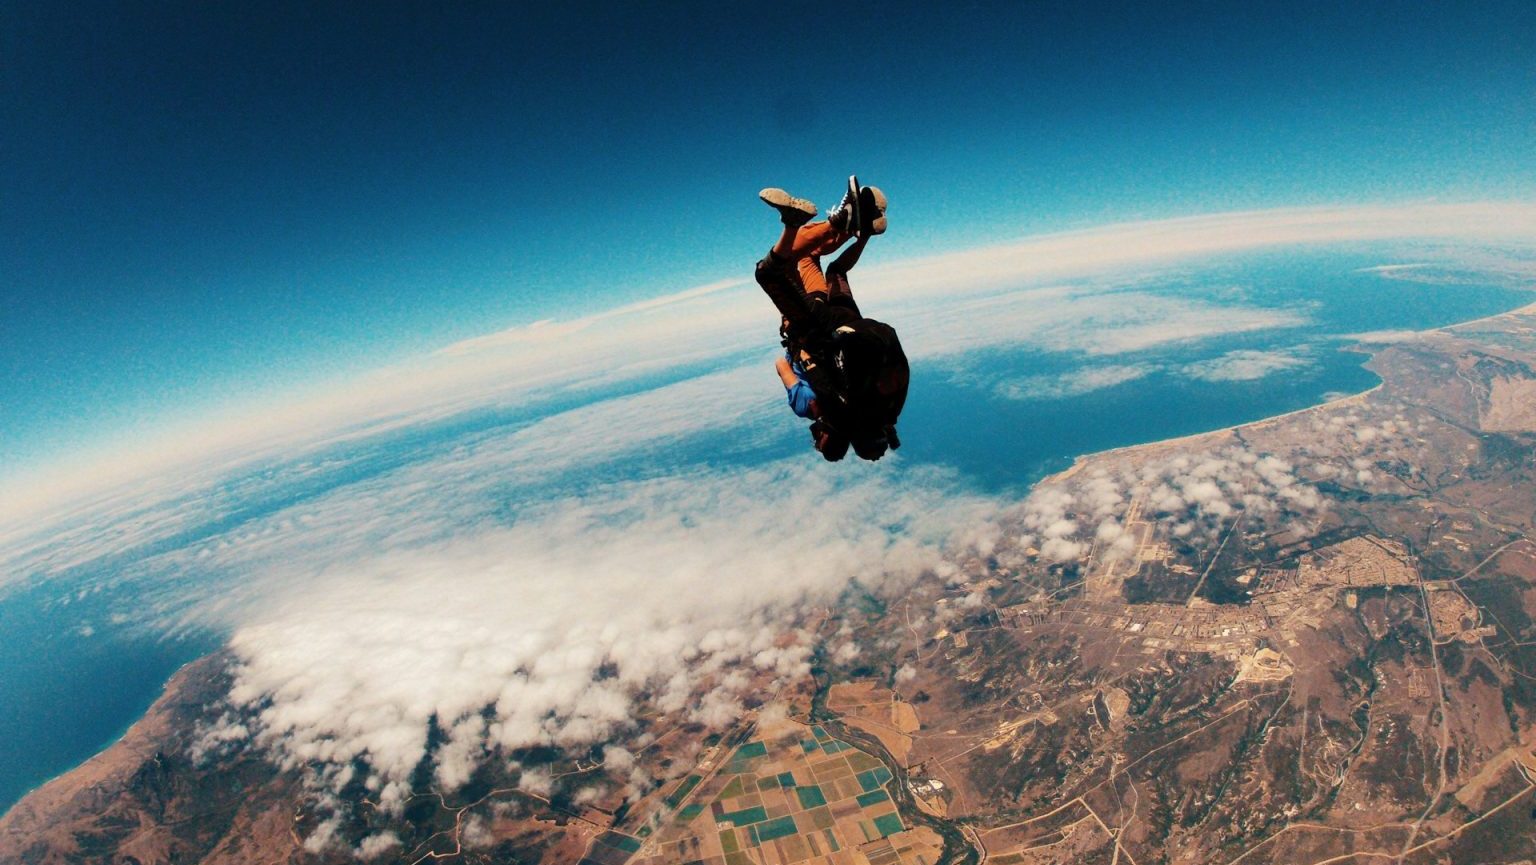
628;717;942;865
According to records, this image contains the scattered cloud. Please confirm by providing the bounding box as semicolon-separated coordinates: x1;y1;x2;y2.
1340;329;1425;344
1014;444;1325;561
354;832;401;861
993;365;1153;401
1182;348;1313;382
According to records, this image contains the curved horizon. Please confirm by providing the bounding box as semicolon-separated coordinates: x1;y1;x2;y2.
5;199;1536;533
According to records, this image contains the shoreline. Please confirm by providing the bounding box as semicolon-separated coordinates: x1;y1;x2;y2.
0;653;216;823
1042;382;1385;487
1040;296;1536;488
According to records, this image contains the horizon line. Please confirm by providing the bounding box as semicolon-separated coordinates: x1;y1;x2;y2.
4;197;1535;533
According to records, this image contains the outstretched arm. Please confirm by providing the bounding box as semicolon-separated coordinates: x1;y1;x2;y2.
827;234;869;276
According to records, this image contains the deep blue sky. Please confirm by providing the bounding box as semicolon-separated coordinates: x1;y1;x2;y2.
3;0;1533;473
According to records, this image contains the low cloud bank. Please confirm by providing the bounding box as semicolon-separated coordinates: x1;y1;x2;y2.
195;461;994;815
993;365;1154;401
1183;348;1313;382
186;437;1326;828
1016;443;1325;563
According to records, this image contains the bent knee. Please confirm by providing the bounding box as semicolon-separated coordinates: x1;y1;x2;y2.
755;253;796;285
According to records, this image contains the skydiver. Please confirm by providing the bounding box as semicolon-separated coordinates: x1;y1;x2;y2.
754;176;908;462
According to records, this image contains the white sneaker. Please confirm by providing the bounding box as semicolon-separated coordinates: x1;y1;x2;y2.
759;188;818;226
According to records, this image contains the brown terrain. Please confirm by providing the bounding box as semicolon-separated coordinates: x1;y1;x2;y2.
7;304;1536;864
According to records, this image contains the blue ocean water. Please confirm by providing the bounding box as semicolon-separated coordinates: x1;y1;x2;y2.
0;248;1529;817
899;250;1533;493
0;582;220;813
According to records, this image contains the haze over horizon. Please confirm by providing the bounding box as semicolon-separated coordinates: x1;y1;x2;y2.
4;0;1535;480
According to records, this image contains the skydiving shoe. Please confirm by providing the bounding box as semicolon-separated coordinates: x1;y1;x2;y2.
858;185;888;236
759;188;818;227
826;174;861;234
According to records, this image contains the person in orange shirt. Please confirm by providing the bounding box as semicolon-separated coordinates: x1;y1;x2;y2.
753;177;907;461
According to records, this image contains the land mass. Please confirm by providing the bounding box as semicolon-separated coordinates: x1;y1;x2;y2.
7;304;1536;865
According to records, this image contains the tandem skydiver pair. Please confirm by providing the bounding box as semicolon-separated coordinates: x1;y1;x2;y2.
753;176;909;462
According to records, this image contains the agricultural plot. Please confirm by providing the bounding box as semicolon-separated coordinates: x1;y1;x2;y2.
633;720;941;865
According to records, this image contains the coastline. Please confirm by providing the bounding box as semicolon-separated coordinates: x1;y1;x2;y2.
0;652;220;823
1041;382;1384;487
0;653;231;846
1039;295;1536;488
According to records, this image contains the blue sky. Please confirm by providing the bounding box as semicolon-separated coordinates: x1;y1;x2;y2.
3;0;1533;474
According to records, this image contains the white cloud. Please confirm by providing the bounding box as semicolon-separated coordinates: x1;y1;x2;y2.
461;815;493;850
354;832;401;861
517;768;553;797
602;745;635;773
193;460;993;801
902;286;1308;364
1340;329;1425;344
1039;537;1086;562
993;365;1153;400
1011;443;1326;563
1358;256;1536;287
1182;348;1312;382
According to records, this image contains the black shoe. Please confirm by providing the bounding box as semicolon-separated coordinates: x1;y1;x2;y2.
759;188;818;227
858;186;887;236
826;174;860;234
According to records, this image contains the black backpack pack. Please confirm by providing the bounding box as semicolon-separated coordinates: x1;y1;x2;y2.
792;315;908;458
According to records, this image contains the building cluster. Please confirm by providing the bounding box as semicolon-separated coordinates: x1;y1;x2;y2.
988;534;1425;660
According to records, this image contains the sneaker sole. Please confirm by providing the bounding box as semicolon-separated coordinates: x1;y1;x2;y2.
859;185;887;235
860;185;887;215
759;188;818;219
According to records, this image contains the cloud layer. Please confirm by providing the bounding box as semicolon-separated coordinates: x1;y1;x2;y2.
192;461;992;814
992;364;1154;401
1014;443;1326;565
1182;348;1313;382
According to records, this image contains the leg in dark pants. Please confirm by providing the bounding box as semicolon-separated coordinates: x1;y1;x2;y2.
755;253;816;339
